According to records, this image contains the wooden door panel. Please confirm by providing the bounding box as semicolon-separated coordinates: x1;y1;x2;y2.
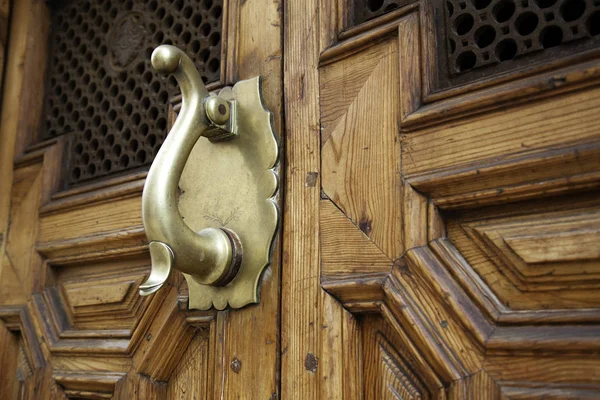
314;1;600;398
320;37;403;260
2;0;599;397
0;0;282;398
361;314;446;400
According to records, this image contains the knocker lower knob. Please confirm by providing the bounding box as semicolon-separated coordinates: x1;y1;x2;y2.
211;227;243;287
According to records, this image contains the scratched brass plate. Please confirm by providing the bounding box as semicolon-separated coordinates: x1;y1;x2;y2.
178;77;279;310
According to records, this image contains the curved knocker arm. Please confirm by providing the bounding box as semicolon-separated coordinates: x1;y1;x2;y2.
139;45;242;296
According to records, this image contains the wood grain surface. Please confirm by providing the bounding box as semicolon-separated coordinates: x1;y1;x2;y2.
1;0;600;398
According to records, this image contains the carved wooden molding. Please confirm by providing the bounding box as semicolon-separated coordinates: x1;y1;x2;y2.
1;0;283;396
53;370;126;399
318;6;600;395
406;140;600;209
375;332;431;399
0;119;222;391
318;4;600;131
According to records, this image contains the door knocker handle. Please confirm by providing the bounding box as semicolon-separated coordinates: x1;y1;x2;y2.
138;45;279;310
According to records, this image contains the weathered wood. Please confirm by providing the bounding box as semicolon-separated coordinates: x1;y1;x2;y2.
403;87;600;177
0;0;9;73
0;163;44;305
0;0;284;397
281;0;323;397
320;199;392;278
321;37;403;259
314;0;600;398
166;332;210;399
0;0;47;307
2;0;600;397
0;321;19;399
133;287;195;381
449;196;600;311
282;0;360;398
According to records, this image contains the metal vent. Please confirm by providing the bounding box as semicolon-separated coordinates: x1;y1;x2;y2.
438;0;600;88
42;0;223;187
352;0;414;25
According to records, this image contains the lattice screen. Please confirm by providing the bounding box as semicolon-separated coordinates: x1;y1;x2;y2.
42;0;223;187
350;0;600;90
446;0;600;74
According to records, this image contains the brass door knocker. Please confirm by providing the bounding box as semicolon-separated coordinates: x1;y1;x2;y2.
139;45;279;310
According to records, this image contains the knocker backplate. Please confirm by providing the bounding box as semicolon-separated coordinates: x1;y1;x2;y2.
178;77;279;310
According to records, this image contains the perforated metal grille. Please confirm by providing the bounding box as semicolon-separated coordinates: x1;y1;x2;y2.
439;0;600;87
352;0;414;24
42;0;223;187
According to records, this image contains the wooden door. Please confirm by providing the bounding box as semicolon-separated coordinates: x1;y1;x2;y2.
2;0;600;398
0;0;282;398
281;0;600;398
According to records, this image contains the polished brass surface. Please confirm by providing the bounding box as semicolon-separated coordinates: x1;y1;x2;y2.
139;45;279;310
180;77;279;310
205;95;231;125
139;242;174;296
203;97;238;142
140;45;241;297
